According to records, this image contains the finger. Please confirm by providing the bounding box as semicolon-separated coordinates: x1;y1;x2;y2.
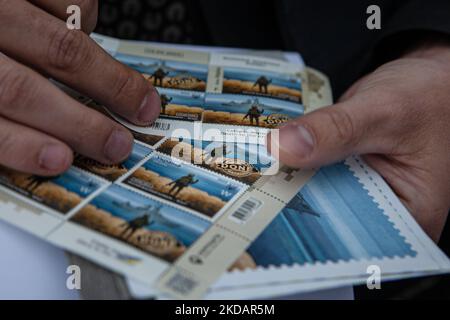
0;53;133;164
266;98;394;169
0;1;161;125
28;0;98;33
0;117;72;175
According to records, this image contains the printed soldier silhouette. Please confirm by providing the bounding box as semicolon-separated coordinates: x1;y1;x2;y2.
150;67;169;86
201;143;233;166
120;214;150;240
24;176;56;193
160;94;172;114
115;202;180;241
253;76;272;93
206;144;230;161
166;173;199;199
117;203;170;240
243;104;264;126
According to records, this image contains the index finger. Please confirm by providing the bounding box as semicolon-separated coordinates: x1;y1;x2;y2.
0;0;161;125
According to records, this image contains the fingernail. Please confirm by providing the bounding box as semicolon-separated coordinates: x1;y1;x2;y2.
104;129;133;162
137;89;161;123
278;124;314;158
39;144;70;171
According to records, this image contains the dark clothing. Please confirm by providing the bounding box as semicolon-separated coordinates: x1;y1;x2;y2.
96;0;450;97
95;0;197;43
197;0;450;96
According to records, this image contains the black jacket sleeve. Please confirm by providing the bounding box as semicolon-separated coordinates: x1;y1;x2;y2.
371;0;450;67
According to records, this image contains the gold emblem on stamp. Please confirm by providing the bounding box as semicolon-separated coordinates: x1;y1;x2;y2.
263;113;290;126
213;159;256;178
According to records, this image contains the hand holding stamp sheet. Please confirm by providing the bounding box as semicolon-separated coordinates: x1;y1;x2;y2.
0;34;448;299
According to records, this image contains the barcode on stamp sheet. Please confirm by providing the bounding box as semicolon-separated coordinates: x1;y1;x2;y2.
229;197;262;224
165;272;199;296
149;121;171;131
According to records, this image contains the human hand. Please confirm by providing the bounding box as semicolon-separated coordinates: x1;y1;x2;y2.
267;42;450;241
0;0;160;176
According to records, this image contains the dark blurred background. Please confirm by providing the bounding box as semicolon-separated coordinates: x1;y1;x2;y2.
94;0;202;44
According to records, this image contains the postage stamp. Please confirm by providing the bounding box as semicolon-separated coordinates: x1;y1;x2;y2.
74;142;152;182
70;184;211;263
0;166;105;215
246;161;416;268
221;66;303;103
209;52;303;76
124;154;246;218
157;88;205;121
202;93;303;128
157;137;276;185
116;52;209;92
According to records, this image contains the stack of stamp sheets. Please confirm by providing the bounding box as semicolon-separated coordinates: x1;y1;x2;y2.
0;33;448;299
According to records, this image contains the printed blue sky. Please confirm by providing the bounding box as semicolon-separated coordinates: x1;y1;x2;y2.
204;93;304;117
140;154;243;201
224;66;302;90
87;184;210;245
248;162;415;266
156;87;205;107
123;143;152;169
115;53;208;80
53;167;104;198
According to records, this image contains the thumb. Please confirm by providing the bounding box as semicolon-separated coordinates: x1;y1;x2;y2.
266;100;389;168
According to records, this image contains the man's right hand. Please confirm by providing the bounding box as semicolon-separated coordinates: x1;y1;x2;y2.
0;0;161;176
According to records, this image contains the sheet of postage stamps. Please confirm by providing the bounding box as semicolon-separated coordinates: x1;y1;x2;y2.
126;156;450;299
100;36;314;145
0;33;448;300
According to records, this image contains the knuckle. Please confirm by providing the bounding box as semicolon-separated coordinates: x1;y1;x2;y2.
72;113;98;146
112;68;145;109
0;63;32;114
47;28;94;73
325;108;357;147
72;112;112;150
0;128;15;157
